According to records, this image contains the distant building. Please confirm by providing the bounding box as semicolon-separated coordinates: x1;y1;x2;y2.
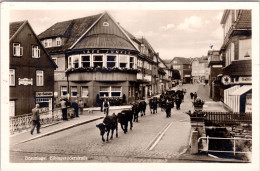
9;20;57;116
171;57;192;83
191;56;210;84
219;10;252;113
207;50;223;101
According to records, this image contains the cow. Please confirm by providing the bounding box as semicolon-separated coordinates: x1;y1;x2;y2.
117;110;133;133
139;100;147;116
132;103;139;122
96;114;118;142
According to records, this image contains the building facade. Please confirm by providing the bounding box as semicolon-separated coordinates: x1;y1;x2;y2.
191;56;210;84
219;10;252;113
9;21;57;116
207;50;223;101
38;12;164;107
171;57;192;84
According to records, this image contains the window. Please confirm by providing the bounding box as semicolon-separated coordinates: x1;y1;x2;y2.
36;70;44;86
43;39;52;48
71;86;78;97
61;86;67;96
9;101;15;117
93;55;103;68
9;69;15;86
107;55;117;68
81;55;90;68
119;55;128;68
239;39;251;59
73;55;79;68
32;45;40;58
111;86;121;97
56;37;61;46
100;86;109;97
81;86;89;97
13;43;23;57
129;56;135;69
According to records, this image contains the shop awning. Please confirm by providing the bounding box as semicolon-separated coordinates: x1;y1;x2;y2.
229;85;252;96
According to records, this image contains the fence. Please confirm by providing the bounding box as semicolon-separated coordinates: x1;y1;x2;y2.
198;136;252;156
10;108;63;134
201;112;252;126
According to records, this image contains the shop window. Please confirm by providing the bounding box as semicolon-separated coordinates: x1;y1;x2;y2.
107;55;117;68
13;43;23;57
119;55;128;68
81;56;90;68
36;70;44;86
71;86;78;97
93;55;103;68
81;86;89;97
9;101;15;117
61;86;67;96
111;86;121;97
9;69;15;86
129;56;135;69
100;86;109;97
32;45;40;58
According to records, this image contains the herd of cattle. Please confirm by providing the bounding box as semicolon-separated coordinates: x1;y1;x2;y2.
96;89;186;142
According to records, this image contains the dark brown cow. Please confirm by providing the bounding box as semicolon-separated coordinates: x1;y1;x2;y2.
117;110;133;133
96;114;118;142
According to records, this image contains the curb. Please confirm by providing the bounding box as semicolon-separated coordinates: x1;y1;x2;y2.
15;116;104;145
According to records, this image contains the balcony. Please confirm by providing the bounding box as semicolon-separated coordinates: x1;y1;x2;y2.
66;67;138;81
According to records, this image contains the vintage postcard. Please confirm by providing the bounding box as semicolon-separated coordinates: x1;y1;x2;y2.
1;1;259;171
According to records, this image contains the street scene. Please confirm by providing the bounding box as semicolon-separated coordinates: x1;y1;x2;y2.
8;8;253;164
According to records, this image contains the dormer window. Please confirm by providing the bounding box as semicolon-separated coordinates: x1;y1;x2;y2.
13;43;23;57
42;39;52;48
32;45;40;58
56;37;61;46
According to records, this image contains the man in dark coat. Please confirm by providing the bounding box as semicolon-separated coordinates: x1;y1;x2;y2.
190;92;194;99
72;100;79;117
31;104;41;135
165;100;172;118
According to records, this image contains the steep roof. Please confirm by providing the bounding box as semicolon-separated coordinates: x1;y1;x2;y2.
38;13;103;52
9;20;26;39
172;57;191;65
137;37;156;53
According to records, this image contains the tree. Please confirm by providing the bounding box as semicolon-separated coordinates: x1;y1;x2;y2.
172;69;181;80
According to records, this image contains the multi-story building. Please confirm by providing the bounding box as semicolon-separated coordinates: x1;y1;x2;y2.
219;10;252;113
158;57;172;92
207;50;223;101
9;20;57;116
171;57;192;84
38;11;163;106
191;56;210;84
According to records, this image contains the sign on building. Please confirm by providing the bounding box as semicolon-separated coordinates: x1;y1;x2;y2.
245;94;252;112
18;78;33;85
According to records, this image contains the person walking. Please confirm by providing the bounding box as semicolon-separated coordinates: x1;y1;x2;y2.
103;99;110;116
78;99;84;115
72;99;79;117
60;99;68;121
31;104;41;135
165;100;172;118
190;92;194;99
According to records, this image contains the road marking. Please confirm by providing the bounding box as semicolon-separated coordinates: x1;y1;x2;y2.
148;122;173;151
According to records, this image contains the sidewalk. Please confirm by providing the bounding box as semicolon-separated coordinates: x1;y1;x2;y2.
10;106;131;147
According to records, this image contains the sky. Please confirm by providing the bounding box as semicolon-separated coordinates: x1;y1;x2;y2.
10;10;224;60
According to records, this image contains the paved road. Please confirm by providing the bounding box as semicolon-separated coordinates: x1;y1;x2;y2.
10;84;226;163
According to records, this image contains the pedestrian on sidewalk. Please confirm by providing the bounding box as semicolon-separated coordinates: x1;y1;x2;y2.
194;92;197;101
190;92;194;99
60;99;68;121
103;99;110;116
165;100;172;118
31;104;41;135
72;99;79;117
78;99;84;115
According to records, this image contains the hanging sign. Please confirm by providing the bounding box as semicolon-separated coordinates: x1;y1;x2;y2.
221;75;231;85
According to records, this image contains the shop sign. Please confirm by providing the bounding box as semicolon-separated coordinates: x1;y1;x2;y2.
245;94;252;112
36;92;53;97
221;75;231;85
18;78;33;85
238;77;252;84
184;75;190;77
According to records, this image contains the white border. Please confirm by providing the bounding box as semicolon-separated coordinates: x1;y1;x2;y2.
1;2;259;171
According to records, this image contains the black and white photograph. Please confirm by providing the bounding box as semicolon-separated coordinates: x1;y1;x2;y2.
1;1;259;171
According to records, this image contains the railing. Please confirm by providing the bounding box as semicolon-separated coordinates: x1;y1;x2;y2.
198;136;252;156
10;108;63;135
201;112;252;125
